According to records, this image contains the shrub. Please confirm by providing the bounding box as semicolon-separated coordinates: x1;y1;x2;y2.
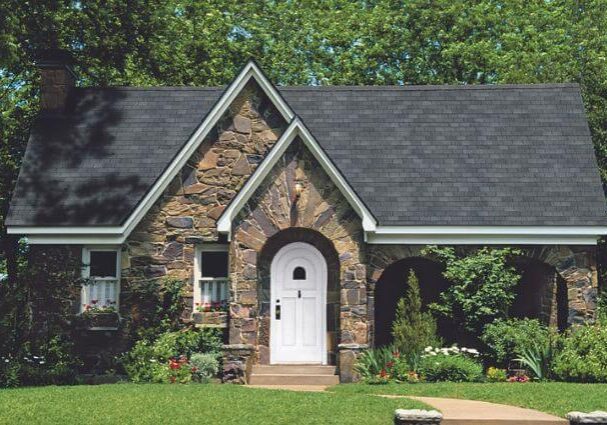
0;336;80;388
486;367;507;382
552;322;607;383
392;270;438;365
418;347;483;382
190;352;219;382
423;246;521;336
481;318;553;367
123;328;222;383
515;340;555;380
354;346;397;381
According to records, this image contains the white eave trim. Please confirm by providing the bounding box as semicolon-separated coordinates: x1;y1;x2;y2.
216;117;377;239
6;60;295;245
366;226;607;245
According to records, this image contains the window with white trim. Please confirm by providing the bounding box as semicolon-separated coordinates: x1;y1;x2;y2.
194;245;229;313
81;247;121;314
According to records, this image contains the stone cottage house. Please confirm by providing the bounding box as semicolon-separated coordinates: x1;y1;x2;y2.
6;52;607;384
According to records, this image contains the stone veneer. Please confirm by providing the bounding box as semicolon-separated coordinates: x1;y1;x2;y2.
229;140;367;381
121;80;286;321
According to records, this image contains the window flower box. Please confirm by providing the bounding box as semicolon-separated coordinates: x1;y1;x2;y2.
192;309;228;328
81;303;120;329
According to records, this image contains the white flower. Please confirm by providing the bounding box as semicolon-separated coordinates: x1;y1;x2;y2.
424;346;433;352
4;359;8;363
460;347;468;353
39;361;45;365
467;348;480;356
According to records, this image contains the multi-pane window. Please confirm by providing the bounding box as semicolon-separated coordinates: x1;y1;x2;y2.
81;247;120;313
195;245;229;312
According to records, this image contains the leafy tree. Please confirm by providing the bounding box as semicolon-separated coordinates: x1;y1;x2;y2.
423;246;521;338
392;269;437;363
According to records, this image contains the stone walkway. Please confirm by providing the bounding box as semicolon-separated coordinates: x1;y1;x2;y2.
384;395;567;425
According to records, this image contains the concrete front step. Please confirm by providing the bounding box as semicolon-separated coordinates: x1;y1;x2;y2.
252;365;336;375
249;365;339;385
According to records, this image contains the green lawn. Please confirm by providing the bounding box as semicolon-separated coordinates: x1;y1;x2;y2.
329;382;607;417
0;383;424;425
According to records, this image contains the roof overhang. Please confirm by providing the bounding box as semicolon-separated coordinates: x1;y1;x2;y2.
6;60;295;245
366;226;607;245
216;117;377;239
7;60;607;246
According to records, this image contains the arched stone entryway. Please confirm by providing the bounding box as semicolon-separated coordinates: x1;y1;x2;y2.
226;138;368;381
374;257;449;347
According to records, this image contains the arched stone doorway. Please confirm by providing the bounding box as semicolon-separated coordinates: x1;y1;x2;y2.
258;228;340;364
511;257;568;330
373;257;450;347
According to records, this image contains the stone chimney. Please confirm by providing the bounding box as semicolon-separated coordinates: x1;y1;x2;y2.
35;49;77;113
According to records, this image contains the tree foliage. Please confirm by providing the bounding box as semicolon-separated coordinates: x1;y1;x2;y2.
423;246;521;337
392;269;438;363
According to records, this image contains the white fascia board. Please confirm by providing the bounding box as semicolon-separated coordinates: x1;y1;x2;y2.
217;118;377;238
25;234;126;245
372;226;607;236
7;60;295;245
7;226;122;235
367;226;606;245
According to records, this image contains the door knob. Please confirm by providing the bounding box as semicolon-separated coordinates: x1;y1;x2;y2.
275;304;281;320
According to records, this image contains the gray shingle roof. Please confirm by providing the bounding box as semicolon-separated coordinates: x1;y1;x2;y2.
7;83;606;227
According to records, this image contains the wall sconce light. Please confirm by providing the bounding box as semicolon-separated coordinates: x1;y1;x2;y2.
294;183;303;201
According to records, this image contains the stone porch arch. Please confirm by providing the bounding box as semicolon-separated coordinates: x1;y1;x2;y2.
367;245;599;346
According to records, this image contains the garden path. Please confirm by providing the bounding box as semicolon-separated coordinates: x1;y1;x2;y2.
390;395;567;425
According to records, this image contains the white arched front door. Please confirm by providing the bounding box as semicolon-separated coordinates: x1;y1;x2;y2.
270;242;327;364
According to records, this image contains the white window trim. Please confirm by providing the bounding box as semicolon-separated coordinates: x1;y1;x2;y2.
193;244;230;310
81;246;121;314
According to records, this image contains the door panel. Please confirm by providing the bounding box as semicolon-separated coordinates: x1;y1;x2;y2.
301;296;317;346
281;297;297;346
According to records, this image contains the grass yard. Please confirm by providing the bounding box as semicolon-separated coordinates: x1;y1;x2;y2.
329;382;607;417
0;383;424;425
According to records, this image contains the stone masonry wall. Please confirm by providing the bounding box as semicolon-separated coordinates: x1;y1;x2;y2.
230;139;367;376
121;81;286;319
